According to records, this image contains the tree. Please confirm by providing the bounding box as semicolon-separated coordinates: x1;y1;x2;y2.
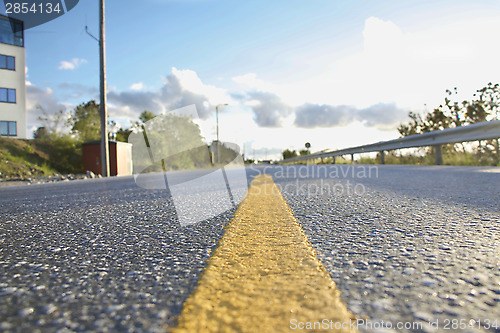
474;82;500;121
299;149;310;156
442;87;465;128
119;110;158;137
397;111;424;137
139;110;155;123
471;82;500;164
399;84;500;138
282;149;297;160
115;127;132;142
130;113;212;172
33;126;49;140
35;106;68;138
70;100;101;142
398;83;500;165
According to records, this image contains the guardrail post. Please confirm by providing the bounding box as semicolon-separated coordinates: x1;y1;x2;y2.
379;151;385;164
434;145;443;165
332;156;336;164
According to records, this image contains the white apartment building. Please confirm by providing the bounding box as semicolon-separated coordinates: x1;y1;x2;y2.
0;14;26;139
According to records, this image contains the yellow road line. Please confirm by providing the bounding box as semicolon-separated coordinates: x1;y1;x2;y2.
173;175;357;332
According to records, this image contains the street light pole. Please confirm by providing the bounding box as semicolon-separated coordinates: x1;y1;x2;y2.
215;104;228;164
99;0;109;177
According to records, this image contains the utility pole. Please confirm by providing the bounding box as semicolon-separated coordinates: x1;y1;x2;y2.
99;0;110;177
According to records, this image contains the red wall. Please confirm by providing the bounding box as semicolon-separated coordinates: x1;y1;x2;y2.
82;141;132;176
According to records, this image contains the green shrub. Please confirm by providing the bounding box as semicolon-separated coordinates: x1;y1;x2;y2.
34;136;83;174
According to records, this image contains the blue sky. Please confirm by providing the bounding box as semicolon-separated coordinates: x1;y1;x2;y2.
2;0;500;159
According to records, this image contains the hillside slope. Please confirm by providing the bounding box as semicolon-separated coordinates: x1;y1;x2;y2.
0;137;57;180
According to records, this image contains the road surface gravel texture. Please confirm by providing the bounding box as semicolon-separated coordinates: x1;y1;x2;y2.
0;164;498;332
0;174;237;332
270;165;499;333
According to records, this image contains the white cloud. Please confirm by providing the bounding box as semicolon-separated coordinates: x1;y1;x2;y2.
356;103;408;130
58;58;88;70
232;73;278;92
363;17;404;59
294;104;356;129
106;67;233;120
130;82;145;91
244;91;292;127
336;16;500;108
171;67;231;105
236;89;407;131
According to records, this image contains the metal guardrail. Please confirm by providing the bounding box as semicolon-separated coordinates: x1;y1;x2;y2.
279;120;500;164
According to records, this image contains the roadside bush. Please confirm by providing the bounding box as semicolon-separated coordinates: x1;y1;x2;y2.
34;136;83;174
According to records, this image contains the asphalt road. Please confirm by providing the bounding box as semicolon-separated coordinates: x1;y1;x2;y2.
0;173;237;332
0;164;498;332
270;165;499;332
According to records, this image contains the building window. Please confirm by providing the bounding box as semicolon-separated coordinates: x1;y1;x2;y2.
7;55;15;70
0;16;24;47
0;88;16;103
0;121;17;136
0;54;15;70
